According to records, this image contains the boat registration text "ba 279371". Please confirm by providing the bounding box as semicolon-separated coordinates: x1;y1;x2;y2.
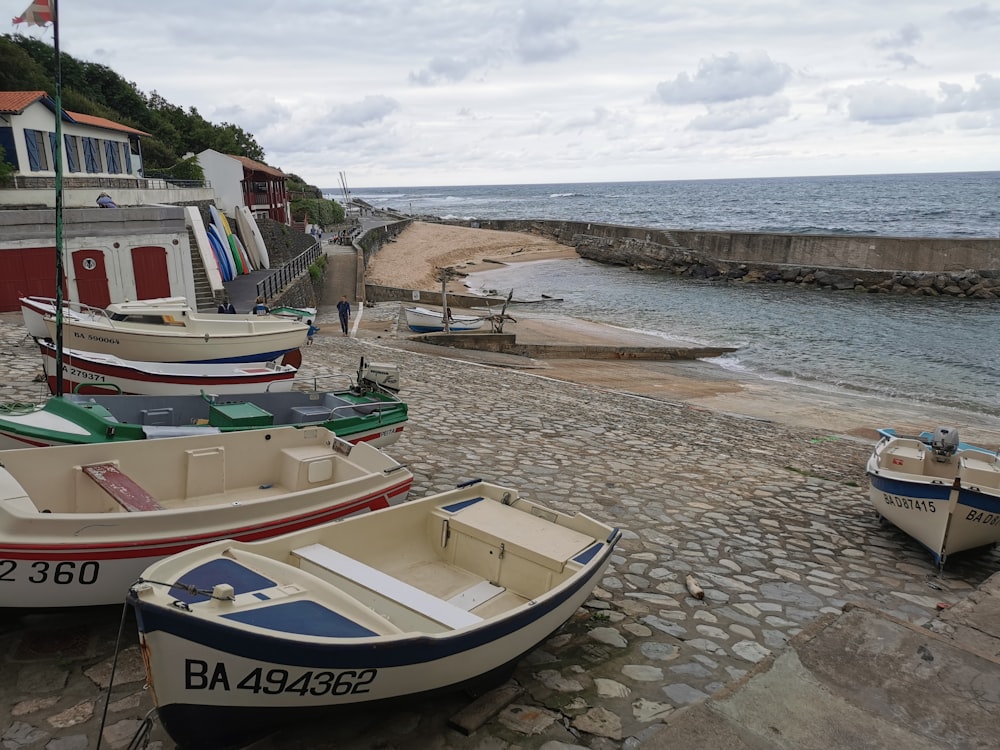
880;493;938;513
185;661;379;697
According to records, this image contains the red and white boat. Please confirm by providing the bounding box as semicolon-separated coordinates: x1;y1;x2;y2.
39;340;298;396
0;426;413;608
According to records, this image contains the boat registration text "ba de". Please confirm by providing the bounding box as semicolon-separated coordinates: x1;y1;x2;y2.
185;661;378;697
880;493;938;513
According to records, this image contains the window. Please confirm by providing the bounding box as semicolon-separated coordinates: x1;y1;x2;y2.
23;129;49;171
64;134;81;172
82;137;101;173
104;140;122;174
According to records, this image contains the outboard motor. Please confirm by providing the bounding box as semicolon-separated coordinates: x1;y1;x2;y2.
356;357;401;394
930;426;959;462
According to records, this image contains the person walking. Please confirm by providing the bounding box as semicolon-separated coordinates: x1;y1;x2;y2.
306;320;320;345
336;296;351;335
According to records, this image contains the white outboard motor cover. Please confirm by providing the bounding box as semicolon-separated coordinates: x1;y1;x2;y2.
358;361;401;393
930;426;959;461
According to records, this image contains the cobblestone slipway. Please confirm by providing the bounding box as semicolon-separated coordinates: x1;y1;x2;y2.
0;307;997;749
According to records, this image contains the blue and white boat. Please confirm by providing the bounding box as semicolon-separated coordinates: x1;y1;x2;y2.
866;426;1000;565
404;305;485;333
129;480;620;750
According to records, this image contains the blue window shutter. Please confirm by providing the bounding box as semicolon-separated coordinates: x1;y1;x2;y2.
104;140;122;173
83;137;99;172
24;129;40;171
64;134;80;172
124;142;133;174
0;127;20;170
48;131;57;170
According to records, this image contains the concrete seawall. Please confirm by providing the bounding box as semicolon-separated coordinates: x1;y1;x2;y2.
466;219;1000;298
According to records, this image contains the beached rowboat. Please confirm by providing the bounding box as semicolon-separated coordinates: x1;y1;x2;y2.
866;427;1000;565
404;306;485;333
37;340;297;396
28;296;308;364
0;426;412;608
129;479;620;749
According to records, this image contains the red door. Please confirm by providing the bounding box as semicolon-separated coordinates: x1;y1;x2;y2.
131;245;171;299
72;249;111;308
0;247;64;311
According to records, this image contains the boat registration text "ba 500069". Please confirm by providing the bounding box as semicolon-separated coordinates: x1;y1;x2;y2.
880;493;938;513
0;559;101;585
185;661;378;697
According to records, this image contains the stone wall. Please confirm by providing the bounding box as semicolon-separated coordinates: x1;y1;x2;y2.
467;219;1000;298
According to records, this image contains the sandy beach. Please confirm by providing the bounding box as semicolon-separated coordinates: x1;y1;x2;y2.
363;221;1000;448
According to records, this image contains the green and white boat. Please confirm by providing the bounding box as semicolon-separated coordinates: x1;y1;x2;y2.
0;360;407;451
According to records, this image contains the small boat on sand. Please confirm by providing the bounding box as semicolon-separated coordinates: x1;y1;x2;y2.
866;426;1000;565
27;296;308;364
37;340;298;396
129;479;620;750
405;306;485;333
0;426;412;608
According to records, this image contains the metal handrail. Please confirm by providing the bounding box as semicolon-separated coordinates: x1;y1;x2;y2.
255;241;323;302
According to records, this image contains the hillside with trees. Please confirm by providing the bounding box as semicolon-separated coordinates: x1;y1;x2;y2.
1;34;343;224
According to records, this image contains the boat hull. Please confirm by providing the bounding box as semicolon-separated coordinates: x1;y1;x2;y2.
404;307;485;333
866;431;1000;564
134;543;612;750
39;341;297;396
0;389;407;450
0;428;412;608
129;482;619;749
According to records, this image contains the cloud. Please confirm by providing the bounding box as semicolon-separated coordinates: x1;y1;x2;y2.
874;22;922;49
327;95;400;127
655;52;793;105
885;51;921;69
946;3;1000;29
409;56;482;86
688;97;791;131
841;82;936;123
514;4;579;63
937;73;1000;113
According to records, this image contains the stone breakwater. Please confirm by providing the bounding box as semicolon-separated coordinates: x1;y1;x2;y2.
2;306;998;749
467;219;1000;298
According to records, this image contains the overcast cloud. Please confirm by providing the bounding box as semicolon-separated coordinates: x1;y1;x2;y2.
12;0;1000;187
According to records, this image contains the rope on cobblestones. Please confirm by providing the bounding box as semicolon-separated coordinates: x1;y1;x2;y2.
96;599;134;750
0;401;38;414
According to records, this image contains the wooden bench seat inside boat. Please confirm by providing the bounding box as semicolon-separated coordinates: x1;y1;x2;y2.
292;543;484;630
81;463;164;512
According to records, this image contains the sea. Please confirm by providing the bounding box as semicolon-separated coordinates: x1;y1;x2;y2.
337;172;1000;421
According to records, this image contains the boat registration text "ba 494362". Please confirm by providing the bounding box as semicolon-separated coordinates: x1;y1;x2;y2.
880;493;938;513
185;661;377;697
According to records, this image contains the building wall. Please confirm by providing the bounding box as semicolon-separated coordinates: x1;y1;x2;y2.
196;149;244;214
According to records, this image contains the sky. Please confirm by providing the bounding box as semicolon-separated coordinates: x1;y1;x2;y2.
11;1;1000;188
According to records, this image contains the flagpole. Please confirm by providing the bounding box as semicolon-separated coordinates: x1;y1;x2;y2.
52;0;64;396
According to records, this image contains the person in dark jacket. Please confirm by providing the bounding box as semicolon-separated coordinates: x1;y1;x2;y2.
336;296;351;335
217;299;236;314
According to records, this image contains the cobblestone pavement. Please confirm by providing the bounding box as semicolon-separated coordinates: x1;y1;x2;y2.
1;308;998;750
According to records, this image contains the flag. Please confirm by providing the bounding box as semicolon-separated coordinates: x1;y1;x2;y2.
12;0;54;27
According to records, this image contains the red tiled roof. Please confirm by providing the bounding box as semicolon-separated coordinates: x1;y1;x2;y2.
230;154;286;178
0;90;48;114
64;110;151;137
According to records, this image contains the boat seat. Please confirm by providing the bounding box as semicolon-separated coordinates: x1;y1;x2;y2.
289;406;333;424
82;463;164;512
292;544;482;629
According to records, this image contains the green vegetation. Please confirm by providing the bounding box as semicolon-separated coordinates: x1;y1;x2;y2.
0;33;336;214
288;175;345;229
308;253;327;282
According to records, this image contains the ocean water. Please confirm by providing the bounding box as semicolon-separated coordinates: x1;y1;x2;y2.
341;173;1000;421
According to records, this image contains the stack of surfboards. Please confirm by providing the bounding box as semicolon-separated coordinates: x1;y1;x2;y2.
186;205;272;283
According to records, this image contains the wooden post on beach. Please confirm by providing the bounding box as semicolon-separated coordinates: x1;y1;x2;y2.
441;273;450;333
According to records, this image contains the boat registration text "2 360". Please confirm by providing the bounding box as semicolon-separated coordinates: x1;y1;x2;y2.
186;661;379;697
0;559;100;585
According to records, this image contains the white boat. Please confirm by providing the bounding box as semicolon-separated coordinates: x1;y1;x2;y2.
37;340;297;396
405;306;485;333
0;426;412;608
27;296;308;364
867;426;1000;565
20;295;90;338
129;480;621;749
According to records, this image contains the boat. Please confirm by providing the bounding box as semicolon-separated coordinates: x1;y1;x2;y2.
20;295;89;338
0;426;412;609
27;296;309;364
36;339;298;396
0;359;407;450
129;479;620;749
866;426;1000;565
269;305;318;321
404;306;486;333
